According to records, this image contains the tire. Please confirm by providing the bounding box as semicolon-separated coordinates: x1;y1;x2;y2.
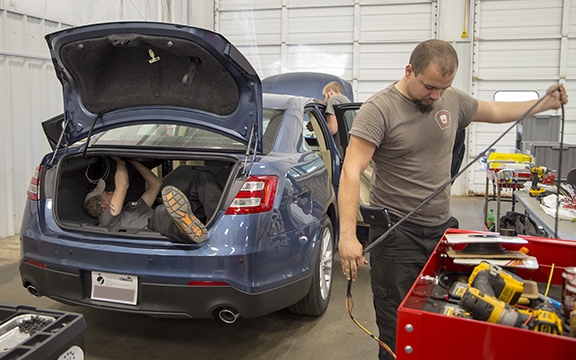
288;216;334;316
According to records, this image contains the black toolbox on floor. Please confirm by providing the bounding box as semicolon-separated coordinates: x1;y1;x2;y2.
0;303;86;360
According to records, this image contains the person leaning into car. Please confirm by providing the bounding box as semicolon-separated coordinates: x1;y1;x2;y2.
337;39;568;360
83;157;208;243
322;81;351;135
306;81;351;136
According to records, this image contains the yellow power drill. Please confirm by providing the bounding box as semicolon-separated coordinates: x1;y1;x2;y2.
529;166;548;197
468;261;525;305
460;262;563;335
528;300;563;335
459;287;529;328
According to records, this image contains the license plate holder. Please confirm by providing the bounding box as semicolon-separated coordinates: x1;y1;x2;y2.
90;271;138;305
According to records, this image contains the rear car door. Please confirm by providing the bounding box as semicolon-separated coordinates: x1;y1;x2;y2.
334;103;372;230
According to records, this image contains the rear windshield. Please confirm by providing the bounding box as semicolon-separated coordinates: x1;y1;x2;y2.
92;108;285;153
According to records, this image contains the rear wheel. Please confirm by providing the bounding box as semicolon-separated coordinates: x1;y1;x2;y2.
289;216;334;316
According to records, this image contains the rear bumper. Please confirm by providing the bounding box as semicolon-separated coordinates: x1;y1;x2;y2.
20;261;311;319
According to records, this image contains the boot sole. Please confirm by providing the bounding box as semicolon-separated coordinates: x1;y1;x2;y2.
162;186;207;243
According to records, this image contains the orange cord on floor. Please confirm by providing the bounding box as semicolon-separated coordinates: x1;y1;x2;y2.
346;281;396;359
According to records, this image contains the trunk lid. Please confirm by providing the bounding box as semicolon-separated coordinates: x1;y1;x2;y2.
46;22;262;151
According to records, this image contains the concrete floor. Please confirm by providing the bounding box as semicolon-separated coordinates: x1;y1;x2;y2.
0;196;488;360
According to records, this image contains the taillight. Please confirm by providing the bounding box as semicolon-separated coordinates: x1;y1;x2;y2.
26;166;42;201
225;175;278;215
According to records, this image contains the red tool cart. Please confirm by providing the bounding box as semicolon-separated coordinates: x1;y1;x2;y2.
397;228;576;359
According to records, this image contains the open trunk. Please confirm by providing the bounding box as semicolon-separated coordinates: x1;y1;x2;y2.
49;153;242;239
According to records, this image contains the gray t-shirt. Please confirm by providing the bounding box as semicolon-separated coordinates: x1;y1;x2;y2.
349;84;478;226
325;94;351;115
99;198;154;229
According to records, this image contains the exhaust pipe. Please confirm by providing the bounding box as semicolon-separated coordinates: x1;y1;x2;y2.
218;308;240;324
27;285;41;298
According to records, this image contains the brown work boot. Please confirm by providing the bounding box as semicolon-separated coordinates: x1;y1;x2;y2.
161;185;207;243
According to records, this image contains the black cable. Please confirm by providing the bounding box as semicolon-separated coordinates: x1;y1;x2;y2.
554;104;566;238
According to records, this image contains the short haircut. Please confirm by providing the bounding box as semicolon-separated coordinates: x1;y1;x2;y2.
409;39;458;77
83;178;106;218
322;81;344;95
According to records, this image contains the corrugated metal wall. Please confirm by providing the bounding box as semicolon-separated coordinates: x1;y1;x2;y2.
216;0;442;101
469;0;575;193
0;1;193;239
0;10;71;239
216;0;574;196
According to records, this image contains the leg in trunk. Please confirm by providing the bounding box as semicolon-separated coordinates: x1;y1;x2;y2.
188;170;223;223
148;186;207;244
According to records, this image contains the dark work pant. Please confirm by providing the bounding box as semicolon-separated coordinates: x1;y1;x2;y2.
148;205;187;242
188;170;223;223
369;216;458;360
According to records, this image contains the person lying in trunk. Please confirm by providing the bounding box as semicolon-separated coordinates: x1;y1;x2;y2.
83;157;209;244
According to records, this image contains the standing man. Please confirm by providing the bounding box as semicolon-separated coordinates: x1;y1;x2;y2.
337;39;567;359
322;81;351;135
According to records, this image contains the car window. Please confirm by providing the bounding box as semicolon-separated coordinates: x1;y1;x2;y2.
303;112;315;139
91;108;285;154
262;108;285;154
303;112;319;151
93;124;246;151
334;104;361;157
341;109;358;143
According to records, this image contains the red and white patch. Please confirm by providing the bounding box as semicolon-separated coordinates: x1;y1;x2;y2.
435;110;451;129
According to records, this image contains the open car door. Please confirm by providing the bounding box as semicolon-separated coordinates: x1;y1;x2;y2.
334;103;372;231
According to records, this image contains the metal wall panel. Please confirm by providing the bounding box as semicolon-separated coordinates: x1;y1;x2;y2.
0;10;71;238
287;43;354;77
359;3;435;42
218;8;282;45
4;0;162;24
0;1;189;239
236;44;283;76
477;39;561;79
218;0;282;10
287;6;354;44
216;0;437;93
478;0;563;38
470;0;573;194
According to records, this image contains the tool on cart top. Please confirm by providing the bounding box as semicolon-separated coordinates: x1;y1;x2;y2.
448;261;564;336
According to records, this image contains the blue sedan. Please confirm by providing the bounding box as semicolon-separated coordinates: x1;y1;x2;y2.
19;22;340;322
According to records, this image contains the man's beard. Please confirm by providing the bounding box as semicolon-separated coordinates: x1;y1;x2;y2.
413;99;434;113
406;87;434;113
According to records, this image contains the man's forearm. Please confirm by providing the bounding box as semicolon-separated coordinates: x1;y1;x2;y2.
475;84;566;124
326;114;338;135
115;160;129;189
338;168;361;240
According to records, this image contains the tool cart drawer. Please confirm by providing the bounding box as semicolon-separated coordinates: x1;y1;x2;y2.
0;304;86;360
397;229;576;360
